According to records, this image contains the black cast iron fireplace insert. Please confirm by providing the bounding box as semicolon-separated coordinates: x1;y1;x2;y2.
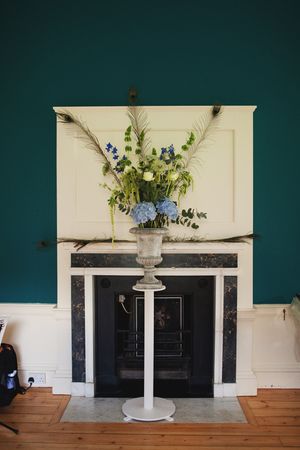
95;275;215;398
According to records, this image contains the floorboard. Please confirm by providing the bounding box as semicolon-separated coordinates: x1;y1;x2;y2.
0;388;299;449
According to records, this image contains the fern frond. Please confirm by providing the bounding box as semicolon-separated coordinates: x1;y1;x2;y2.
185;105;222;173
56;110;122;187
127;106;151;156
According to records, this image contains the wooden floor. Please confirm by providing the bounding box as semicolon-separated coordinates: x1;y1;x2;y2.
0;389;300;449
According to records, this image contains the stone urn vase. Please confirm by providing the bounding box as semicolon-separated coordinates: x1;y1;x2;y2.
130;227;168;290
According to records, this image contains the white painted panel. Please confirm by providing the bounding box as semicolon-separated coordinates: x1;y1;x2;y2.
253;305;300;388
184;129;234;224
0;304;57;387
55;106;254;241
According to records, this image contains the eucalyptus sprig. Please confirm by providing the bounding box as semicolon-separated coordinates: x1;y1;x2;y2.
174;208;207;230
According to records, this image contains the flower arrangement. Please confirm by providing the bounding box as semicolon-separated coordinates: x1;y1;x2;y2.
57;105;221;238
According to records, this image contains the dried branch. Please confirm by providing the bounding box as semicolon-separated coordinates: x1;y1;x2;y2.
165;233;258;243
57;233;257;250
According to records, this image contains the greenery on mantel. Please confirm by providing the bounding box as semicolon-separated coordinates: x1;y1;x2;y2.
54;233;257;251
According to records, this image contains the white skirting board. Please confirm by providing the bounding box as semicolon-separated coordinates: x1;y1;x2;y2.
0;303;299;393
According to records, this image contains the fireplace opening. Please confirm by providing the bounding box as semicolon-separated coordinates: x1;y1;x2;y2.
95;276;215;398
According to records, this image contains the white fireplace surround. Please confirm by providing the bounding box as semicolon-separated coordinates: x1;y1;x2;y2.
53;105;257;397
54;240;257;397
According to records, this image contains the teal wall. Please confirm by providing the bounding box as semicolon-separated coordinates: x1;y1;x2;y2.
0;0;299;304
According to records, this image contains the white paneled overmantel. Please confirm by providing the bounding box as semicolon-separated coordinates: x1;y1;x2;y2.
53;105;257;397
54;106;255;241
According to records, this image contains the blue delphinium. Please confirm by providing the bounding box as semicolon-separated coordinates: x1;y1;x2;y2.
111;146;119;160
160;144;175;161
159;147;167;160
130;202;157;224
106;143;119;159
168;144;175;157
156;198;178;221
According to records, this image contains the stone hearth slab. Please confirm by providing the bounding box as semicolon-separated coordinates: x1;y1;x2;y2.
61;397;246;423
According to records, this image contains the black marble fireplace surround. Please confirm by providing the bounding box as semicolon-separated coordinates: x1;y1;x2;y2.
71;253;237;398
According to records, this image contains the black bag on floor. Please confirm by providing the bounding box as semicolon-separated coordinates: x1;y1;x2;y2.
0;343;25;406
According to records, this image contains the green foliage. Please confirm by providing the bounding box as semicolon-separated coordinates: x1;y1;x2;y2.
173;208;207;230
124;126;132;142
102;162;110;176
181;131;195;151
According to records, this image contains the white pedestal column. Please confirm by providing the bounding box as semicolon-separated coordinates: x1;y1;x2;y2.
122;287;176;422
144;289;154;410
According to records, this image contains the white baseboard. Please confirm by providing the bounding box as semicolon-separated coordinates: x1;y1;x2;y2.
255;372;300;388
254;363;300;388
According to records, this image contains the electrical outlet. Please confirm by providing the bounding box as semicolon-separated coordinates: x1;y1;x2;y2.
28;372;46;384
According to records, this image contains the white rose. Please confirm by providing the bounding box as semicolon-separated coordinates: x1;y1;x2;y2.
169;172;179;181
143;171;154;181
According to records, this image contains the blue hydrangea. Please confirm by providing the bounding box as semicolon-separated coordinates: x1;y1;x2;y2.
130;202;157;224
156;198;178;220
